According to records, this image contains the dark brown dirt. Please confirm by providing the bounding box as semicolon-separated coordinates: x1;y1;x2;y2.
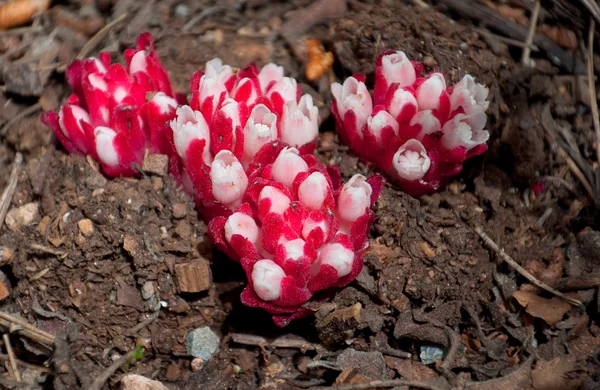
1;0;600;389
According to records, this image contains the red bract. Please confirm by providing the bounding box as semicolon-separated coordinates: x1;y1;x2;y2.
331;50;490;196
208;142;384;326
41;33;181;177
171;59;321;219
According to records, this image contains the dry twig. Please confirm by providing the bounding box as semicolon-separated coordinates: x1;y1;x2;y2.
0;312;55;345
76;12;129;61
558;148;597;203
0;352;51;372
473;225;583;306
521;0;541;66
29;243;67;258
588;18;600;199
314;380;442;390
231;333;322;351
2;334;21;382
88;347;142;390
0;153;22;232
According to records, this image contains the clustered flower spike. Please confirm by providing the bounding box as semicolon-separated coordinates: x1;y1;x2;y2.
331;50;490;196
169;58;320;220
207;142;384;326
41;33;183;177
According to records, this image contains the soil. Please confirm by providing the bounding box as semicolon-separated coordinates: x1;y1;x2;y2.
1;0;600;389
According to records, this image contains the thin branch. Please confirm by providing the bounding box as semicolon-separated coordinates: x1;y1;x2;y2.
558;148;597;203
588;18;600;199
473;225;583;306
521;0;541;66
76;13;129;61
230;333;322;351
88;348;141;390
0;153;22;232
0;312;55;345
314;380;442;390
2;334;21;382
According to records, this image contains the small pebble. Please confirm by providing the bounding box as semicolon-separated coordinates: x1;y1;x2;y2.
423;56;438;68
420;345;445;365
77;218;94;237
172;203;187;219
174;4;190;18
5;203;40;231
186;327;220;360
142;154;169;177
141;281;155;300
121;374;169;390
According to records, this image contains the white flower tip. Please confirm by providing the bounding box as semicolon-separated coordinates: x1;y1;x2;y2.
272;147;309;188
392;139;430;181
298;172;329;210
283;238;306;261
211;151;248;207
224;212;258;244
251;259;285;301
318;243;354;277
94;126;119;166
259;186;291;215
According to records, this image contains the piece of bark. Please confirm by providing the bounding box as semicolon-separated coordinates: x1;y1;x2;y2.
175;260;211;293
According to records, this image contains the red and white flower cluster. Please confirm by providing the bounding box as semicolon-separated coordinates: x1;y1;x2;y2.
331;50;490;196
207;142;383;326
169;58;320;219
42;33;183;177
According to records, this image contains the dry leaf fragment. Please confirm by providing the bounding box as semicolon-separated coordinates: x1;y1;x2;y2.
0;0;49;30
512;289;571;325
305;38;334;81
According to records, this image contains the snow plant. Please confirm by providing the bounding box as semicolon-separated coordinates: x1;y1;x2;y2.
41;34;383;326
208;142;383;326
42;33;183;177
170;58;320;220
331;50;490;196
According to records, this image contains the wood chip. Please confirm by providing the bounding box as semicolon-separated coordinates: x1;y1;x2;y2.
175;260;211;293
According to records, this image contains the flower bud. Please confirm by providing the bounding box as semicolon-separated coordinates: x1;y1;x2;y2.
267;77;297;104
449;74;489;114
441;112;489;151
198;58;233;114
258;63;284;94
171;105;211;164
271;147;309;189
149;92;178;115
410;110;441;139
59;104;92;153
211;150;248;208
259;186;291;215
251;259;286;301
94;126;119;167
392;139;430;181
416;73;446;111
381;51;416;88
331;76;373;134
232;77;260;106
225;212;259;245
337;174;372;222
281;94;319;148
302;215;328;240
283;238;306;262
318;242;354;277
386;87;417;123
366;109;399;142
298;172;329;210
242;104;278;166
